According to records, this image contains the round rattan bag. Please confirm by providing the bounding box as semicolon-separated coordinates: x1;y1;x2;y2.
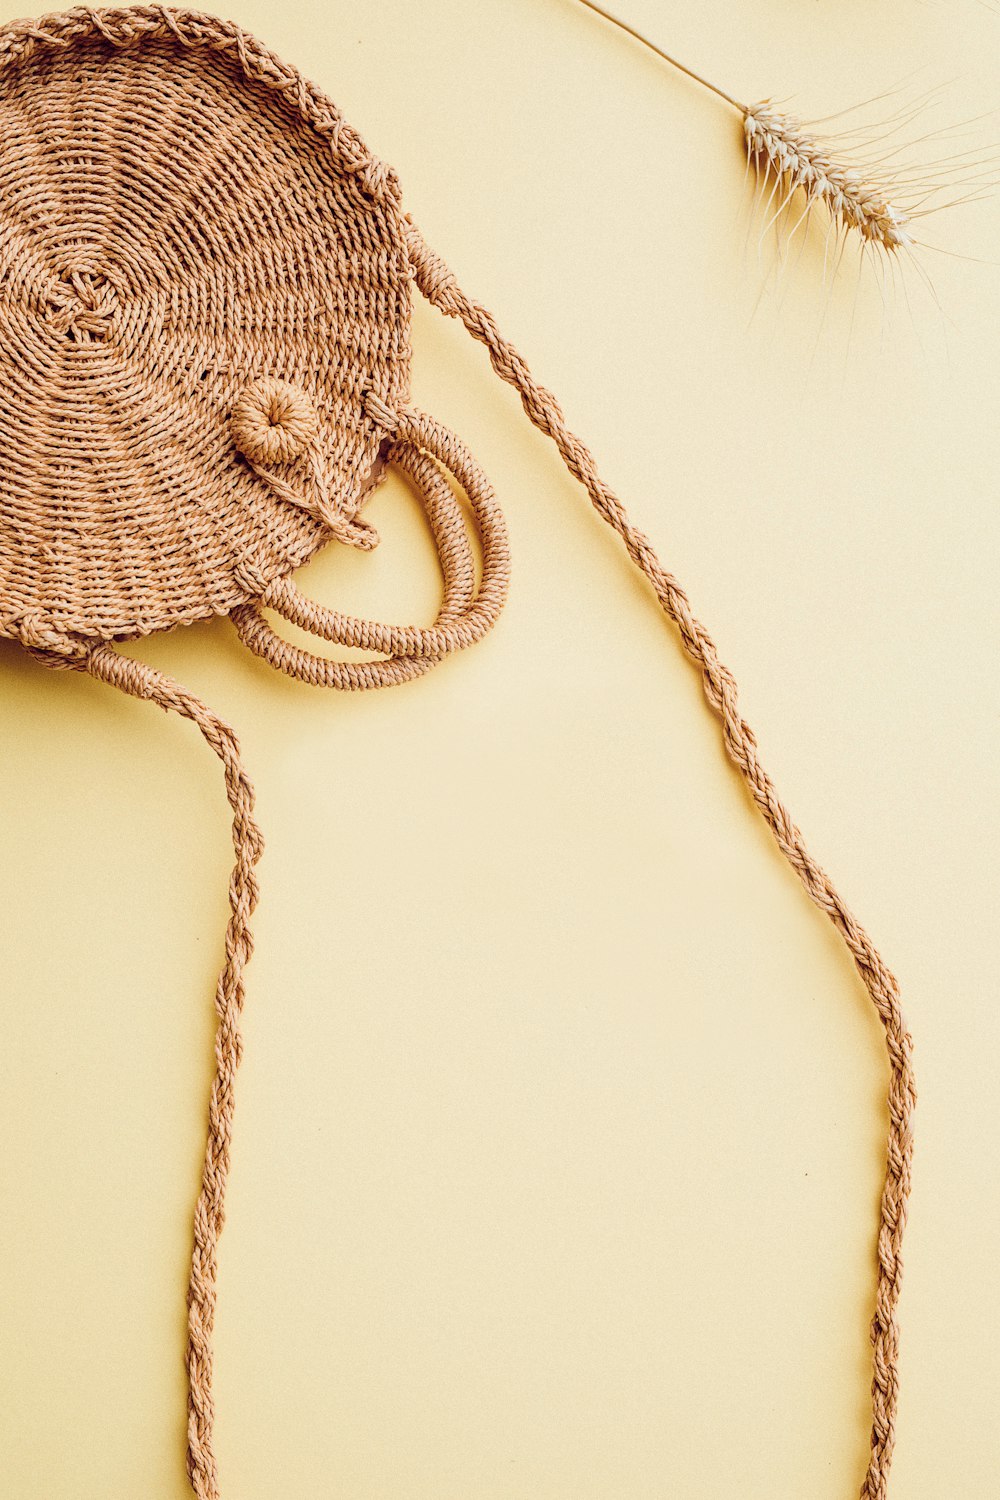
0;8;914;1500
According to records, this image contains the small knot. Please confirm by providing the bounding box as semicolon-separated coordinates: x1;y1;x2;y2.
18;611;75;654
401;222;459;309
43;268;118;344
233;556;275;598
23;644;86;672
358;159;394;200
364;390;398;431
232;378;318;465
325;510;381;552
15;612;90;670
420;251;457;304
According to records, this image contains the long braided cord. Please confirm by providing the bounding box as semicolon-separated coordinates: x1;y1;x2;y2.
75;419;508;1496
401;215;916;1500
84;642;263;1500
56;234;914;1500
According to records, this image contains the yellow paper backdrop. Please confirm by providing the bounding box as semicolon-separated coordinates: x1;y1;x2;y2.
1;2;997;1496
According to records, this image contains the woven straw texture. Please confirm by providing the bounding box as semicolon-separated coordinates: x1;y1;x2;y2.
1;9;915;1500
0;3;411;658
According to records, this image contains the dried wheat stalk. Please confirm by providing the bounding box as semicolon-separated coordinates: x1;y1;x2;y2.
573;0;991;278
742;103;914;251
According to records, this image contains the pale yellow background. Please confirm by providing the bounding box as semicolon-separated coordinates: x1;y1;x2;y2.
1;2;998;1496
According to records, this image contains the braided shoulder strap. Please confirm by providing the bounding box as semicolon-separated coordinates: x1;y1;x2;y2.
82;643;263;1499
60;219;913;1500
400;215;916;1500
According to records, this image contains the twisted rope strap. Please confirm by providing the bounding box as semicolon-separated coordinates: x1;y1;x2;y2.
51;226;913;1499
72;416;510;1500
83;643;264;1500
400;215;916;1500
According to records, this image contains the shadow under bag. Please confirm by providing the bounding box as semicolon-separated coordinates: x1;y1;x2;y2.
0;7;916;1498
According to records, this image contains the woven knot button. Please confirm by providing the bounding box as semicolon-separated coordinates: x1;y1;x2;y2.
232;378;318;465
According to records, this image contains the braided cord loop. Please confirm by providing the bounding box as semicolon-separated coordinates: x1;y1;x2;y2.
401;212;917;1500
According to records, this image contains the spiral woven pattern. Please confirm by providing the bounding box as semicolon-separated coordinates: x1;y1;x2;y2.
231;377;319;465
0;4;411;655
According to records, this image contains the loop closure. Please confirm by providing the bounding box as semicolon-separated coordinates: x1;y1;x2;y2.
231;376;380;552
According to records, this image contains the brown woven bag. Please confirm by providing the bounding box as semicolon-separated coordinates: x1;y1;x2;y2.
0;7;915;1498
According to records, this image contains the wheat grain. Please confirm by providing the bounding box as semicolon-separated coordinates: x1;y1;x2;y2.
743;103;914;253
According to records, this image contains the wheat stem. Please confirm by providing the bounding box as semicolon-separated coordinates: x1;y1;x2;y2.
572;0;745;112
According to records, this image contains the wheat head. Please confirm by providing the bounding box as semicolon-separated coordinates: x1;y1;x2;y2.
743;103;914;253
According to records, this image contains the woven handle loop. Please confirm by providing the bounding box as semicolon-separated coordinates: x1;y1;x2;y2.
229;411;511;689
